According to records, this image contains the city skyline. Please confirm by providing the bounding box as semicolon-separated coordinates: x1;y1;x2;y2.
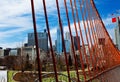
0;1;120;82
0;0;120;48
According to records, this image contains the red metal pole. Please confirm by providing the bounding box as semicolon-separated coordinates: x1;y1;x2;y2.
80;0;99;76
84;0;106;73
64;0;82;81
91;0;119;55
77;0;93;77
85;0;103;73
71;0;89;80
91;0;120;60
30;0;42;82
55;0;71;82
92;17;106;71
42;0;58;82
69;0;94;81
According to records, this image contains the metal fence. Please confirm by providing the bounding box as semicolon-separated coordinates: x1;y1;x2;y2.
30;0;120;82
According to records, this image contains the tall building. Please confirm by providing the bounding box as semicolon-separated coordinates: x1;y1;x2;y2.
65;32;70;40
65;40;70;53
4;48;11;56
56;26;63;54
28;29;48;52
114;17;120;50
73;36;80;50
65;32;70;53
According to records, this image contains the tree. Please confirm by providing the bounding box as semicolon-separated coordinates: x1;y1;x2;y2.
25;54;32;70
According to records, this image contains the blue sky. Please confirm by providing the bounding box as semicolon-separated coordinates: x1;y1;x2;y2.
0;0;120;48
95;0;120;40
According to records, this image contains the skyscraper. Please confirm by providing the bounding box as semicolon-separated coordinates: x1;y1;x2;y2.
65;40;70;53
28;29;48;52
65;32;70;53
56;26;63;54
114;17;120;50
65;32;70;40
73;36;80;50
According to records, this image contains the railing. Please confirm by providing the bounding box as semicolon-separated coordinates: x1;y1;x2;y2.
30;0;120;82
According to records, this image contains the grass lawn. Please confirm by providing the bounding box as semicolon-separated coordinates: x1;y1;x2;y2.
7;71;17;82
42;70;86;82
7;70;96;82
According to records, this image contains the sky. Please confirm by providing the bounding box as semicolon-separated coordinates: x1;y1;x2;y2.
0;0;120;49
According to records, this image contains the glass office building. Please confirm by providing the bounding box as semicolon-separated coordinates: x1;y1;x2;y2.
28;30;48;52
56;27;63;54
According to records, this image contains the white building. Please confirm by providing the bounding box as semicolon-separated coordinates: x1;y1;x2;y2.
20;46;47;63
9;48;18;56
65;32;70;40
114;17;120;50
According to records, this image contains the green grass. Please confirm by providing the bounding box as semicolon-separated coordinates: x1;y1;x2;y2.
7;71;17;82
7;70;87;82
42;71;85;82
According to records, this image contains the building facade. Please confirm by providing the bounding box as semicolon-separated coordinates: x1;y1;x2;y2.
0;48;4;57
65;32;70;40
65;40;70;53
4;48;11;56
9;48;18;56
73;36;80;50
114;17;120;50
56;27;63;54
18;46;47;63
28;30;48;52
65;32;71;53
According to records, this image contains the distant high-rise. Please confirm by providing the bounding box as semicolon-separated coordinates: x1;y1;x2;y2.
73;36;80;50
56;26;63;54
28;29;48;52
65;40;70;53
114;17;120;50
65;32;70;40
65;32;70;53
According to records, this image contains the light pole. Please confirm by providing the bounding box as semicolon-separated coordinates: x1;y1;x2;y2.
33;45;36;74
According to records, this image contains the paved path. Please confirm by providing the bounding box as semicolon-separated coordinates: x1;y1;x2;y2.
94;66;120;82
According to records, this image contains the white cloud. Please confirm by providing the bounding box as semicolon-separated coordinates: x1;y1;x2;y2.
63;21;85;33
0;0;117;48
0;0;67;48
0;42;22;49
101;17;116;43
103;18;112;26
49;21;85;44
